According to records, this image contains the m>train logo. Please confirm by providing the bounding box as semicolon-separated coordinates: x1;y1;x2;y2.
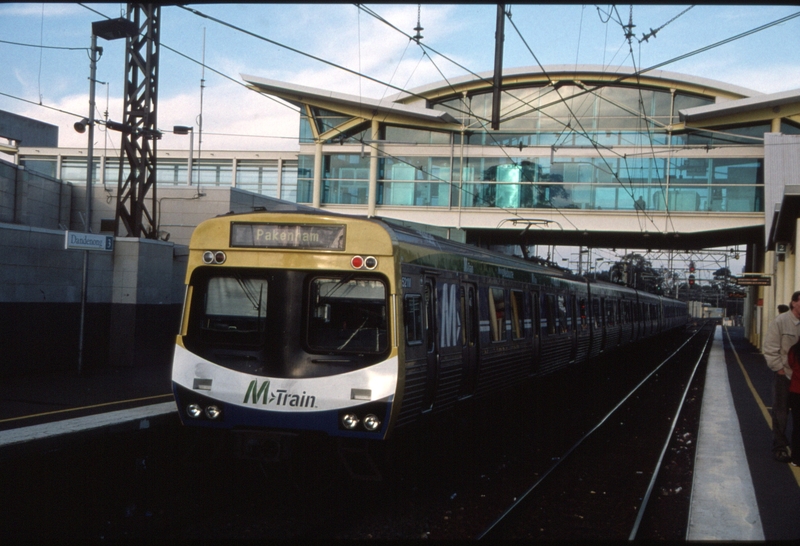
243;379;317;408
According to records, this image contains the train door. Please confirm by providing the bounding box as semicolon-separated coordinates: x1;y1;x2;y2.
459;283;478;399
422;276;438;413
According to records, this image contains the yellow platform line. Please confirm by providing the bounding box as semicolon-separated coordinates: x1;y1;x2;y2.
723;326;800;486
0;393;174;424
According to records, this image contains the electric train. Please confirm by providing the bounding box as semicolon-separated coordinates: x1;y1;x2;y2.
171;210;688;446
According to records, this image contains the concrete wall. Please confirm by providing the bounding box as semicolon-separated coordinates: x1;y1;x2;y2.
0;158;315;375
70;185;313;246
0;109;59;147
0;222;187;375
0;160;16;223
0;159;71;229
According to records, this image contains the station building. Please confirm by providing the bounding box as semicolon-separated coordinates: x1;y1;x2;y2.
3;65;800;372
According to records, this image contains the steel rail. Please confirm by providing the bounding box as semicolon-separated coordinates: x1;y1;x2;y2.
628;326;714;539
476;324;708;540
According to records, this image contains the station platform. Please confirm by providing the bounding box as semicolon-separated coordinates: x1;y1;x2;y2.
0;361;177;447
0;326;798;540
701;325;800;541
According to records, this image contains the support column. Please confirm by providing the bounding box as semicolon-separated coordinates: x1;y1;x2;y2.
787;248;798;303
367;119;379;217
313;140;322;208
276;158;283;199
759;251;776;348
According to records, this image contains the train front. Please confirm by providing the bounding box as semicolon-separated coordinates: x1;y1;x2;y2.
171;212;400;440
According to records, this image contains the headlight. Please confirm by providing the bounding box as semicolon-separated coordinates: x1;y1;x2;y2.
363;414;381;431
202;250;226;264
341;413;359;429
205;405;222;419
186;404;203;418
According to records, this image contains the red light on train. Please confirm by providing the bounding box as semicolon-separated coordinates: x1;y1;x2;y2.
351;255;378;270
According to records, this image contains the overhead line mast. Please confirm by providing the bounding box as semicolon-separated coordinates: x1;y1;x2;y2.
114;3;161;239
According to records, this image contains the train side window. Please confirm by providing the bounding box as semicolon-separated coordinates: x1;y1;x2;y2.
511;290;525;339
592;298;601;328
557;294;568;333
578;298;588;331
425;283;435;352
489;287;506;342
544;294;557;335
404;294;424;346
604;299;615;326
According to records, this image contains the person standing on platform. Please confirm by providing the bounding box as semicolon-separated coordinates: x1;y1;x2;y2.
787;341;800;466
763;291;800;463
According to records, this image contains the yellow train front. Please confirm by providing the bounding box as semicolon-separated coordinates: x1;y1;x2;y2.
172;211;401;439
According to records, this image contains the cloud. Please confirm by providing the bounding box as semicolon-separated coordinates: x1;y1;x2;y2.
0;3;81;17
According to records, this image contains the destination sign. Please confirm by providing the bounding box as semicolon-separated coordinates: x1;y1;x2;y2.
735;275;771;286
230;223;346;250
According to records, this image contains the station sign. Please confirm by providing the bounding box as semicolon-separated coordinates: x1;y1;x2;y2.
734;274;771;286
64;231;114;252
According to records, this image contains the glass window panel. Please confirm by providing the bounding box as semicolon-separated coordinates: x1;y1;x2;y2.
511;290;525;339
404;294;424;345
307;277;387;354
20;158;57;178
489;287;506;342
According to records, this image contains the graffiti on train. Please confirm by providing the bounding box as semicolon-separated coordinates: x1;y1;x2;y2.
438;282;462;348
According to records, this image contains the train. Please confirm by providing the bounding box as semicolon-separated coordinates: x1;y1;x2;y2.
171;210;688;452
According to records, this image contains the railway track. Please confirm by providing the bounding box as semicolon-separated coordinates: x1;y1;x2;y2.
2;326;712;541
477;322;714;540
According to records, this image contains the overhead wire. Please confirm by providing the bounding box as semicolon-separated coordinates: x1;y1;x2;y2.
356;4;582;230
504;11;668;235
7;4;791;261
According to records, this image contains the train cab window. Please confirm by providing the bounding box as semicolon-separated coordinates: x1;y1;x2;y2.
307;277;388;354
404;294;424;346
200;275;269;345
511;290;525;340
489;287;506;342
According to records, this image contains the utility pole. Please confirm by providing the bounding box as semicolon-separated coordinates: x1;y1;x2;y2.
491;4;505;130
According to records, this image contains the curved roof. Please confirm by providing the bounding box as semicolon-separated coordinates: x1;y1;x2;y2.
243;65;785;132
389;64;763;105
242;73;460;131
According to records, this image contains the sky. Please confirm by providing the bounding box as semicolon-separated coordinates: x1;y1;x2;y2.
1;3;799;152
1;3;798;275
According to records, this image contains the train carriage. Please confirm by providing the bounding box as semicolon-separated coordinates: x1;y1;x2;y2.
172;210;688;448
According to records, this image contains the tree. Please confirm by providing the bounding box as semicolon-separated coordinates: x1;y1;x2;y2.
607;253;665;293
